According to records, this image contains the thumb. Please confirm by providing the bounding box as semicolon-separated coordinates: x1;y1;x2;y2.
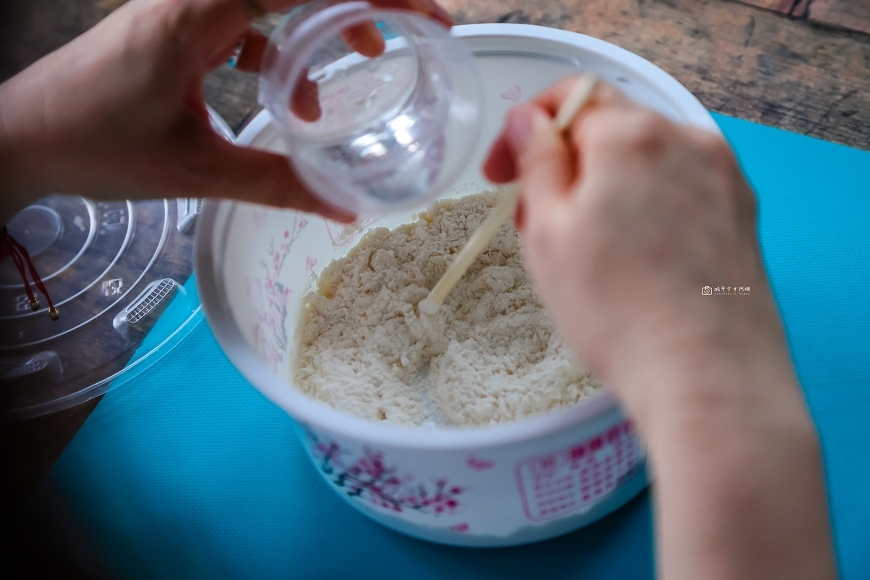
196;135;355;222
504;105;574;217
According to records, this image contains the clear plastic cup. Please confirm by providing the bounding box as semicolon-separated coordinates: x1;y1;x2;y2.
258;1;484;215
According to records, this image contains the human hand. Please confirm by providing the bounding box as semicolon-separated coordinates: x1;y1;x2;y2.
0;0;451;224
484;75;835;580
484;77;794;415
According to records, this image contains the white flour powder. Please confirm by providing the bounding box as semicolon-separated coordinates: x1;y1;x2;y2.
292;191;602;427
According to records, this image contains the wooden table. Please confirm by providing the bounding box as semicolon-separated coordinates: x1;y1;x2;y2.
1;0;869;496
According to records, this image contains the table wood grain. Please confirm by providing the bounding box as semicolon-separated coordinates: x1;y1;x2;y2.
1;0;868;497
737;0;870;34
809;0;870;35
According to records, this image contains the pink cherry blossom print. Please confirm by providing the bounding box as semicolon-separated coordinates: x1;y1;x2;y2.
253;208;267;228
252;213;307;369
466;456;495;471
501;84;522;103
303;426;466;517
305;256;317;272
450;523;469;533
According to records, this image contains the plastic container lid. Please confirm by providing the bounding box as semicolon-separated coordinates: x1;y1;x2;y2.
0;108;236;420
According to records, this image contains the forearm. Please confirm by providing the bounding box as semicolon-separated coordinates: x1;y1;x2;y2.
0;67;58;225
619;351;836;580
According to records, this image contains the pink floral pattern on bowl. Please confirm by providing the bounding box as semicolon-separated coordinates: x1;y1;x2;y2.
303;426;465;516
466;456;495;471
252;215;308;369
501;84;523;103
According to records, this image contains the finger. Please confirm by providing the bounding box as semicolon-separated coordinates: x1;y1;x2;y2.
426;0;454;27
290;68;322;122
232;29;269;72
533;77;632;190
258;0;453;27
260;0;453;28
188;1;260;65
341;21;386;58
228;21;384;75
366;0;453;27
201;0;450;77
484;76;627;184
183;85;211;126
505;104;574;213
514;196;527;231
482;133;517;184
196;132;355;221
570;105;679;178
527;75;630;118
210;32;247;69
223;24;386;121
193;0;452;68
220;29;321;120
225;24;385;73
229;23;384;73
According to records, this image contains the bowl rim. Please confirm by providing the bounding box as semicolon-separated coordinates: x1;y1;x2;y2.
197;22;718;450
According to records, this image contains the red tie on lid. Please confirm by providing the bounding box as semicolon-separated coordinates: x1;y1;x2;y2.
0;226;59;320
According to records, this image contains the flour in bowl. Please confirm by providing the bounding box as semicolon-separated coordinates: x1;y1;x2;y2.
291;190;602;427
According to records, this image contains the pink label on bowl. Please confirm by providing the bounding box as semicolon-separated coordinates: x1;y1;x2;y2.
514;420;642;522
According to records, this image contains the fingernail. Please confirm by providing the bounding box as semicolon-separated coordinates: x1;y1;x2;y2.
505;106;535;156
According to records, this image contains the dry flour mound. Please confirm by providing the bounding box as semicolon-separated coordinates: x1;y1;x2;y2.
292;191;602;427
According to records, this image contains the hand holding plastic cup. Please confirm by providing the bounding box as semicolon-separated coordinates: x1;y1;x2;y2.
258;1;484;215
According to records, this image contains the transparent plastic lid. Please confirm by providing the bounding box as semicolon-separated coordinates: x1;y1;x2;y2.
259;1;484;215
0;108;235;420
0;195;200;420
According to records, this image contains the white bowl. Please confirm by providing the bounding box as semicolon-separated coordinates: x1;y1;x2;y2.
196;23;719;547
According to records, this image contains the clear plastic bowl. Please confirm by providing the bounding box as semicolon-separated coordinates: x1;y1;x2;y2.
259;1;484;215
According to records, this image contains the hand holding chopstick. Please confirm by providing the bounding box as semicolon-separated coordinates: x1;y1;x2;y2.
419;74;601;315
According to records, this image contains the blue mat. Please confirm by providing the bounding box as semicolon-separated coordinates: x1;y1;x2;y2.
48;114;870;579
